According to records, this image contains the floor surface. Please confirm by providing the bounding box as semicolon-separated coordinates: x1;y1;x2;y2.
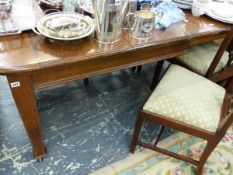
0;64;174;175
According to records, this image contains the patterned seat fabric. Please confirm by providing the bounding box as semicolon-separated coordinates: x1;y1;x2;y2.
176;41;229;75
143;65;225;132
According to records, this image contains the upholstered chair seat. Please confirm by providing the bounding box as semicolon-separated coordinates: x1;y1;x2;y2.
175;41;229;75
143;64;225;132
131;28;233;175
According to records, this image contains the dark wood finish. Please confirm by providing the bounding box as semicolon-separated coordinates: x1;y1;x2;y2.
31;40;186;89
38;0;63;10
226;77;233;93
207;27;233;82
131;66;142;73
138;141;199;165
131;67;136;72
144;110;215;140
150;60;165;90
130;111;144;153
0;12;231;159
83;78;89;86
136;66;142;74
154;126;165;146
7;74;47;159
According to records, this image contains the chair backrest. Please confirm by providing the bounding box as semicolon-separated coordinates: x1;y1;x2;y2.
207;27;233;82
214;41;233;133
216;76;233;139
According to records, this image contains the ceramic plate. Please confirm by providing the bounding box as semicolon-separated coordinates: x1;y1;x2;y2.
205;2;233;24
36;12;95;40
208;2;233;18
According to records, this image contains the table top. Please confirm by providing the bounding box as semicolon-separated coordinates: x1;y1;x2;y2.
0;11;230;74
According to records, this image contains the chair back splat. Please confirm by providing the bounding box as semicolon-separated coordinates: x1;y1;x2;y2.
208;27;233;82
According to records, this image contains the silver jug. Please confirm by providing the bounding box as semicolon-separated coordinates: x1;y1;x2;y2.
121;0;137;29
92;0;122;43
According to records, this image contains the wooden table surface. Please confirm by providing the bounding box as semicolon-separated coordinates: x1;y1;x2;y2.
0;12;229;74
0;10;231;160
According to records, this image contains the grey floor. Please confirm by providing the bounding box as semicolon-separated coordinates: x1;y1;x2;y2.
0;64;174;175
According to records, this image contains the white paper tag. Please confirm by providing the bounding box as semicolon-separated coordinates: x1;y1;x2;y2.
10;81;20;88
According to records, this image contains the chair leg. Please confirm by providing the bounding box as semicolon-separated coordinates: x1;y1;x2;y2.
130;111;144;153
83;78;89;86
225;77;233;93
151;60;164;90
131;67;136;73
196;141;218;175
131;66;142;73
154;126;165;146
137;66;142;74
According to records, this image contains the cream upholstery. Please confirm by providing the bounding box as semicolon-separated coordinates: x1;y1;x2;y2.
143;65;225;132
176;41;229;75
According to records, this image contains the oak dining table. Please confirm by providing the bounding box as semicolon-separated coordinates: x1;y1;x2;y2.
0;10;230;160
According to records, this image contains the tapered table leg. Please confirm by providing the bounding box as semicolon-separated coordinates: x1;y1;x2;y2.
7;74;47;160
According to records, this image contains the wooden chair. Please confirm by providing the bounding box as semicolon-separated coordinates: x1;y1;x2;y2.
173;27;233;81
130;64;233;175
151;27;233;90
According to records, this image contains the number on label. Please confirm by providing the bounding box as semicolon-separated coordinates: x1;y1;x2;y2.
10;81;20;88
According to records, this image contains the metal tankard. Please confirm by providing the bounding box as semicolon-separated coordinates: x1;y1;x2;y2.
128;10;163;40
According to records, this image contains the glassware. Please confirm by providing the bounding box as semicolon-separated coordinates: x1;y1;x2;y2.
192;0;208;17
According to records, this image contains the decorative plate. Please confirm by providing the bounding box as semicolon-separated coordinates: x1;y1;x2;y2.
35;12;95;41
205;2;233;24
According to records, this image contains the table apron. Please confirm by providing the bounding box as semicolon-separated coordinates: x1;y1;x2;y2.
31;41;187;89
188;31;227;46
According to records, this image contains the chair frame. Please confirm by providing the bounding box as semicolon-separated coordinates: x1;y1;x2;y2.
207;28;233;83
152;27;233;90
130;67;233;175
135;29;233;173
138;28;233;90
